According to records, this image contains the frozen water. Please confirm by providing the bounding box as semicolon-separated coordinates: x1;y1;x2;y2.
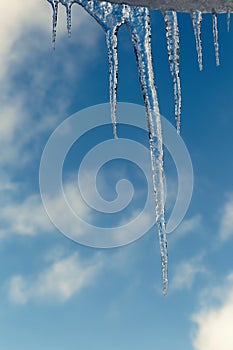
46;0;231;295
96;0;233;13
51;0;59;49
227;9;231;32
106;27;119;139
212;12;220;66
129;9;168;294
164;10;181;134
192;10;203;71
47;0;168;295
65;2;72;37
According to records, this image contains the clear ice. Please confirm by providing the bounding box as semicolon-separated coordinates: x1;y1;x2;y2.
212;12;220;66
47;0;168;295
51;0;59;49
65;2;72;37
227;10;231;32
192;10;203;71
106;26;119;139
164;10;181;134
47;0;231;295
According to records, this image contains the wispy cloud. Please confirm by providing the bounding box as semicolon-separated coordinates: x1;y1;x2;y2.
169;214;202;244
0;0;50;80
39;170;154;247
0;193;51;238
0;1;102;169
8;252;103;304
0;167;151;243
0;1;100;79
192;273;233;350
0;2;103;240
219;194;233;241
171;254;207;291
176;215;202;236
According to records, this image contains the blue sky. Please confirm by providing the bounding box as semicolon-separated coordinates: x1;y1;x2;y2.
1;2;233;349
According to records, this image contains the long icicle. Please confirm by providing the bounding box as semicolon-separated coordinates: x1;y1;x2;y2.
106;26;119;139
192;10;203;71
212;12;220;66
164;11;181;134
129;7;168;295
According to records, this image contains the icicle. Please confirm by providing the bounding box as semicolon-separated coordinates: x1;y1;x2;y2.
47;0;169;295
51;0;59;49
192;10;203;71
106;27;119;139
129;7;168;295
227;10;231;32
65;2;72;37
164;10;181;134
212;12;220;66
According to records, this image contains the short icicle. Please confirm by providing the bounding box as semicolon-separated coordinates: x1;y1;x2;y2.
212;12;220;66
128;7;168;295
106;26;119;139
164;10;181;134
227;10;231;32
52;0;59;49
192;10;203;71
65;1;72;37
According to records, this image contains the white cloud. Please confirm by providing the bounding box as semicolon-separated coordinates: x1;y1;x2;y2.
171;254;206;290
0;193;51;238
192;273;233;350
0;100;32;166
0;175;95;238
0;1;100;76
41;180;92;237
40;172;154;247
0;101;23;141
0;2;104;239
219;194;233;241
8;252;103;303
176;215;202;236
0;1;102;168
0;166;152;244
0;0;50;79
168;215;202;245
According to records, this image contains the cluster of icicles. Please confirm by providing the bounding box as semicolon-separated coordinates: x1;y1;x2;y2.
47;0;231;295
